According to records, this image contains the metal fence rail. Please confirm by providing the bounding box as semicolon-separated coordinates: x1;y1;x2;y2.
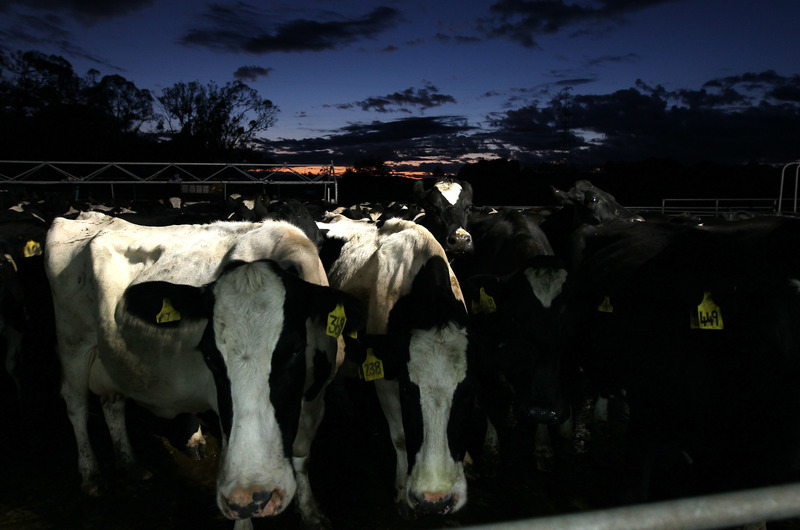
472;482;800;530
0;160;340;202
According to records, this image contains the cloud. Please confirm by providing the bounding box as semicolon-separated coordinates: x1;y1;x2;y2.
486;71;800;166
262;116;479;167
335;84;457;113
233;65;273;82
0;0;154;23
181;4;401;54
481;0;682;48
0;11;122;70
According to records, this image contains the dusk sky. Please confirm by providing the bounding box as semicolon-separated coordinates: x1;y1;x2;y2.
1;0;799;175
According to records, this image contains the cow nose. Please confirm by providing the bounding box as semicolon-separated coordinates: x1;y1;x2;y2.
411;491;456;514
447;228;473;253
526;406;562;425
221;486;285;519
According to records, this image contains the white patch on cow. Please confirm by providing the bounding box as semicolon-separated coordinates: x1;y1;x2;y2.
405;321;469;511
791;279;800;293
434;181;463;206
212;262;297;517
524;267;568;308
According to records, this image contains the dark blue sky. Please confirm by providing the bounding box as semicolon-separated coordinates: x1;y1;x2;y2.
1;0;799;174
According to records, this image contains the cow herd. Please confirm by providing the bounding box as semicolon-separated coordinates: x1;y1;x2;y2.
2;178;800;529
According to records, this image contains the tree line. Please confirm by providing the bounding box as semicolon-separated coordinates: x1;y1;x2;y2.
0;50;278;161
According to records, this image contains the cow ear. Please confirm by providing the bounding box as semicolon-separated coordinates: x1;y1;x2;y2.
412;179;426;201
308;285;367;338
461;180;474;203
123;281;212;326
462;274;501;316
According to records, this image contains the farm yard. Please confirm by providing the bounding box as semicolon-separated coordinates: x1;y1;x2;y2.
2;175;800;530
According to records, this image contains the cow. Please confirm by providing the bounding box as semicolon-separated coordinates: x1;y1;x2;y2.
414;178;474;257
44;212;364;528
541;180;644;270
317;215;476;517
457;208;572;471
564;215;800;501
0;214;52;403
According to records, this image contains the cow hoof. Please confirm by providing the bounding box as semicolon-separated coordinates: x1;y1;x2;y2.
535;451;555;472
300;514;332;530
80;472;107;497
126;464;154;482
396;501;417;521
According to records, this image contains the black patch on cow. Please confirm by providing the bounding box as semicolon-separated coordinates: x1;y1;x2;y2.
399;377;423;469
389;255;468;334
123;281;212;327
447;370;477;462
198;307;234;438
305;348;331;401
318;233;346;273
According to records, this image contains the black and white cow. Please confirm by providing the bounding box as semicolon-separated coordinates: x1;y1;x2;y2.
458;208;572;470
414;178;474;257
565;215;800;501
45;212;364;527
317;215;475;516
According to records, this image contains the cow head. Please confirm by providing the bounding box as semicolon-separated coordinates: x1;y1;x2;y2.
414;179;474;256
383;255;474;515
465;255;571;426
123;259;364;521
552;180;644;226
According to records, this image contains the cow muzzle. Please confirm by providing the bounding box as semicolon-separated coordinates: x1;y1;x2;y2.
410;490;458;515
446;228;473;255
525;405;566;425
220;485;286;519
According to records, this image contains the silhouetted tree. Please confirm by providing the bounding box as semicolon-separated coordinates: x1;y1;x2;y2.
85;74;154;133
157;80;278;157
0;49;155;159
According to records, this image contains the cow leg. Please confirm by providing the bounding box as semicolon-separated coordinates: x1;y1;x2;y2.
291;394;329;529
59;354;102;495
2;326;23;399
100;395;152;481
374;378;410;516
534;423;555;472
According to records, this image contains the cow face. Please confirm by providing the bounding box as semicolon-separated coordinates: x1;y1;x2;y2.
465;255;571;425
123;259;364;521
385;255;474;514
414;179;474;256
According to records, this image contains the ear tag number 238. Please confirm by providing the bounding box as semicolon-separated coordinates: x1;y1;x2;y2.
362;348;384;381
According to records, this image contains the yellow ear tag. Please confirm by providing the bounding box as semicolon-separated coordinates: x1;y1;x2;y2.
24;240;42;258
326;303;347;338
479;287;497;314
156;297;181;324
346;329;358;339
597;295;614;313
693;291;723;330
361;348;384;382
